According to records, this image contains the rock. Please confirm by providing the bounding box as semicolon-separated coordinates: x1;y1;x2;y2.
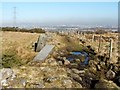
20;66;26;70
79;70;85;77
66;68;72;74
41;63;47;66
75;59;81;63
70;73;82;83
64;60;70;65
43;76;58;83
89;65;97;74
70;63;78;68
100;62;106;69
0;85;2;90
79;70;85;74
0;68;17;88
95;79;120;89
93;61;98;65
31;83;45;88
80;56;86;62
28;83;45;88
96;65;101;71
49;60;58;66
61;57;70;65
72;68;80;74
1;68;13;80
113;65;119;72
58;56;63;60
63;57;66;61
20;79;27;87
41;67;52;72
0;72;2;81
35;84;45;88
106;70;115;80
1;79;8;87
82;76;93;88
62;79;72;88
88;60;95;66
10;73;16;80
73;81;83;88
58;61;63;66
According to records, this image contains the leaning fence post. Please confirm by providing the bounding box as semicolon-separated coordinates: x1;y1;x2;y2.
109;38;113;60
98;35;102;53
92;34;95;42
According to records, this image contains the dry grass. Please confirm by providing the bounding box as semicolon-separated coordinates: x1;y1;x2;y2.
1;31;118;67
2;31;40;67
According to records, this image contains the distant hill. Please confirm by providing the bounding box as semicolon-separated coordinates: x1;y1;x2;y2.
1;27;45;33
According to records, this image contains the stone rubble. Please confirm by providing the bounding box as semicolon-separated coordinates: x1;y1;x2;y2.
1;32;120;89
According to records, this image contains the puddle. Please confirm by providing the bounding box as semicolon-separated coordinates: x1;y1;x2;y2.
67;51;89;65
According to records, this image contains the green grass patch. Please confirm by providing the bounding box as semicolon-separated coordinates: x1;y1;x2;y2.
61;35;83;51
1;49;23;68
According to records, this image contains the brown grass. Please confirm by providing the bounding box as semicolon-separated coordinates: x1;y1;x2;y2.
2;31;40;67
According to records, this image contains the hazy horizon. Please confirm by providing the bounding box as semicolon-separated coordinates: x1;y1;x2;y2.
1;2;118;27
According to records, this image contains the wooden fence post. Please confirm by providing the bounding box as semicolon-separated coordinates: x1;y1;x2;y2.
92;34;95;42
109;38;113;60
98;35;102;53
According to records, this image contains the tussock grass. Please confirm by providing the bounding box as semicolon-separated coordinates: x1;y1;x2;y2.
2;48;23;68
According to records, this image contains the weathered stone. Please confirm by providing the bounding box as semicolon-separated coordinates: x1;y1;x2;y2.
48;59;58;66
10;73;16;80
113;65;119;72
73;81;83;88
20;66;26;69
66;68;72;74
27;83;45;88
106;70;115;80
63;57;67;61
100;62;106;68
88;60;95;66
43;76;58;83
72;68;82;74
95;79;120;89
81;76;93;88
70;73;82;83
70;63;78;68
75;59;81;63
58;61;63;66
35;34;47;52
0;72;2;81
93;61;98;65
96;65;101;71
64;60;70;65
33;45;55;62
32;83;45;88
1;68;13;80
1;79;8;87
62;79;73;88
20;79;27;87
80;56;86;62
89;65;97;74
57;56;61;59
41;67;53;73
79;70;85;74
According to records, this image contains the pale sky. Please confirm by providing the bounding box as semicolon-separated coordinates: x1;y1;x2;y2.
1;2;118;27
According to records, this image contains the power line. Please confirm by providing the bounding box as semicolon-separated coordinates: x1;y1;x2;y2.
13;7;16;27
